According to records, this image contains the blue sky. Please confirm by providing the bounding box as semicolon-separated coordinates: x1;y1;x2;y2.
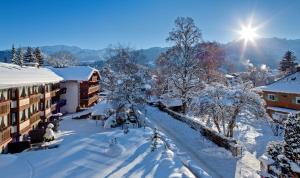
0;0;299;50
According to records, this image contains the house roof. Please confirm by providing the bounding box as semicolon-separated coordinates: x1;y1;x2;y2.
48;66;99;81
258;72;300;94
267;106;300;114
0;62;63;89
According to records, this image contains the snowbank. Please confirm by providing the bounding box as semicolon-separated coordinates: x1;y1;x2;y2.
0;116;193;178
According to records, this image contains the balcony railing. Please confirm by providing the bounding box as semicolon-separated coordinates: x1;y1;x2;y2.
30;111;40;125
88;85;100;94
80;95;99;108
51;103;57;112
50;89;59;97
29;94;41;104
88;95;100;106
0;100;10;115
0;127;11;144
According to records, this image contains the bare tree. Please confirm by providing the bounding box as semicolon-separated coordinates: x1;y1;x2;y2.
196;42;225;83
156;17;203;113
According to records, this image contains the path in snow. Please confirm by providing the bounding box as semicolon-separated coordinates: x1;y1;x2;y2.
145;106;237;178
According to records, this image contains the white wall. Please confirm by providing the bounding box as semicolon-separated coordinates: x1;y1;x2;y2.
60;81;79;114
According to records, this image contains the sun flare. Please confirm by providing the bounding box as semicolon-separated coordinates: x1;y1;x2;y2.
238;25;258;42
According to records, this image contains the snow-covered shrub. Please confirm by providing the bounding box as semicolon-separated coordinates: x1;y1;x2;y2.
284;114;300;165
191;82;267;137
151;128;160;152
261;114;300;177
44;124;55;142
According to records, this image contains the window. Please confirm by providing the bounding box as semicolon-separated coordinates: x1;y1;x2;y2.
0;89;8;101
296;97;300;104
11;113;16;125
267;94;277;101
40;102;44;110
11;88;16;99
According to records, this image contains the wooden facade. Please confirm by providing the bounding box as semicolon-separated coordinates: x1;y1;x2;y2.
0;83;62;152
79;71;100;108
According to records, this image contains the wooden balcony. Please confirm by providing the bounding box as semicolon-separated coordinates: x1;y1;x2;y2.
51;103;57;112
29;94;41;104
45;108;52;118
30;111;40;125
80;95;100;108
0;127;11;145
88;95;100;106
0;100;10;115
88;85;100;94
50;89;59;97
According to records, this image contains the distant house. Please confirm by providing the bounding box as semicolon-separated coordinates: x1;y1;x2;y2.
258;70;300;122
0;63;63;152
49;66;100;114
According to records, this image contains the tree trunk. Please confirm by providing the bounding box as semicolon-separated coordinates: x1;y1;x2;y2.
182;101;188;114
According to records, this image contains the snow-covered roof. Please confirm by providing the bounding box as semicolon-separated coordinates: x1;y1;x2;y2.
258;72;300;94
48;66;99;81
0;62;63;89
267;106;300;114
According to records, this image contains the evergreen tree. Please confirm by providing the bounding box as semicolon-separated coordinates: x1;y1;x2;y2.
24;47;35;63
279;50;298;74
11;45;17;64
34;47;43;66
264;114;300;177
284;114;300;165
17;48;24;66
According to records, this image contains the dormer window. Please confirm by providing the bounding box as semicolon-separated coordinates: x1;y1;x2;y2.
295;97;300;104
267;94;277;101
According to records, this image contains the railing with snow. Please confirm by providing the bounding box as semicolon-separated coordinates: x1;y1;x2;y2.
155;104;243;157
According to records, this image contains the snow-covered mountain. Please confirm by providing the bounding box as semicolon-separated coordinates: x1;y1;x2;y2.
224;37;300;69
1;38;300;70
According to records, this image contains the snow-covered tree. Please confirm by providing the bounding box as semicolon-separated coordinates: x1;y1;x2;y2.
11;45;17;64
244;63;271;86
284;114;300;165
105;46;149;109
34;47;43;66
262;114;300;177
191;82;266;137
100;66;117;93
47;51;78;67
279;50;298;75
16;48;24;66
156;17;203;113
24;47;35;63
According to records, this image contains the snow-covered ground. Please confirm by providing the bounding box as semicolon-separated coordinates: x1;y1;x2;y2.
144;106;283;178
144;106;236;178
0;115;194;178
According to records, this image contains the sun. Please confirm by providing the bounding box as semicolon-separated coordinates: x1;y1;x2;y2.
238;24;258;42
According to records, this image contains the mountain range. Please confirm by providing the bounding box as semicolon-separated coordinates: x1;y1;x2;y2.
1;37;300;70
